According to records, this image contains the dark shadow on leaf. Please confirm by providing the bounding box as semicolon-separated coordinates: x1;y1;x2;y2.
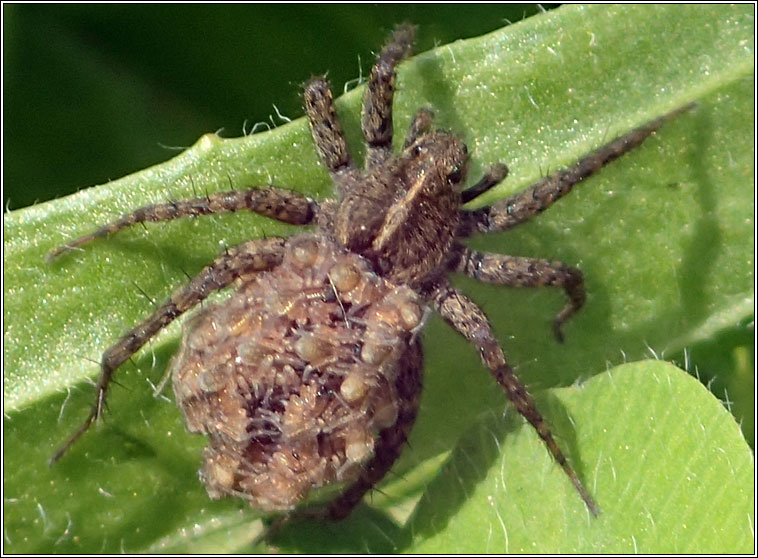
678;105;721;328
268;504;405;553
537;388;594;503
414;49;468;150
405;407;515;542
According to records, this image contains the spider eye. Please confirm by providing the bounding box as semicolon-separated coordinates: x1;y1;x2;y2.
447;165;463;184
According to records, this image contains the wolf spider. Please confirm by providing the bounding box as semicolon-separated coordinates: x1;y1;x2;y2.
49;25;692;521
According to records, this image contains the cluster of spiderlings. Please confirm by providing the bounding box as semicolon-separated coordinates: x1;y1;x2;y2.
171;234;424;511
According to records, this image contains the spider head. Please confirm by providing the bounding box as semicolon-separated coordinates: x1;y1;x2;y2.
403;130;469;192
333;129;469;284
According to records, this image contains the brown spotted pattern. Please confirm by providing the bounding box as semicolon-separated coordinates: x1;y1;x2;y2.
171;235;424;511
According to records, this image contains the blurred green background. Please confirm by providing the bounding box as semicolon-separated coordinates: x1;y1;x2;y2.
4;4;551;209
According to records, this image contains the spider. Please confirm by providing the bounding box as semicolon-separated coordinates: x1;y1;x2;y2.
49;25;692;521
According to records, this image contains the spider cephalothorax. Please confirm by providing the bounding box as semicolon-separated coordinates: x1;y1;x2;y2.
49;25;693;520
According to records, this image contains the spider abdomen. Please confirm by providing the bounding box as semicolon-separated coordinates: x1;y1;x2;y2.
171;234;424;511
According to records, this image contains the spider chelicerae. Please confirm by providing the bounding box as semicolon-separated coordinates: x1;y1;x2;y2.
49;25;692;520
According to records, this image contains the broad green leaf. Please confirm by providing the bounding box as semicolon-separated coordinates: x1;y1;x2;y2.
408;361;754;554
3;5;753;554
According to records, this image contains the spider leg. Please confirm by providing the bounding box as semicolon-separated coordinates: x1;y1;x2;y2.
430;280;600;516
402;108;434;149
450;245;584;342
461;163;509;205
458;102;696;237
47;187;315;261
49;237;287;464
304;77;355;181
362;24;415;168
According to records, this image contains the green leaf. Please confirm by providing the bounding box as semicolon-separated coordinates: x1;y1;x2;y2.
408;361;754;554
4;5;753;553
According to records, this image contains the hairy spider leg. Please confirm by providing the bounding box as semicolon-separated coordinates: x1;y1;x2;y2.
303;78;355;181
458;102;697;237
46;187;316;262
362;24;415;168
461;163;509;204
450;245;584;343
431;281;600;516
49;237;287;463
